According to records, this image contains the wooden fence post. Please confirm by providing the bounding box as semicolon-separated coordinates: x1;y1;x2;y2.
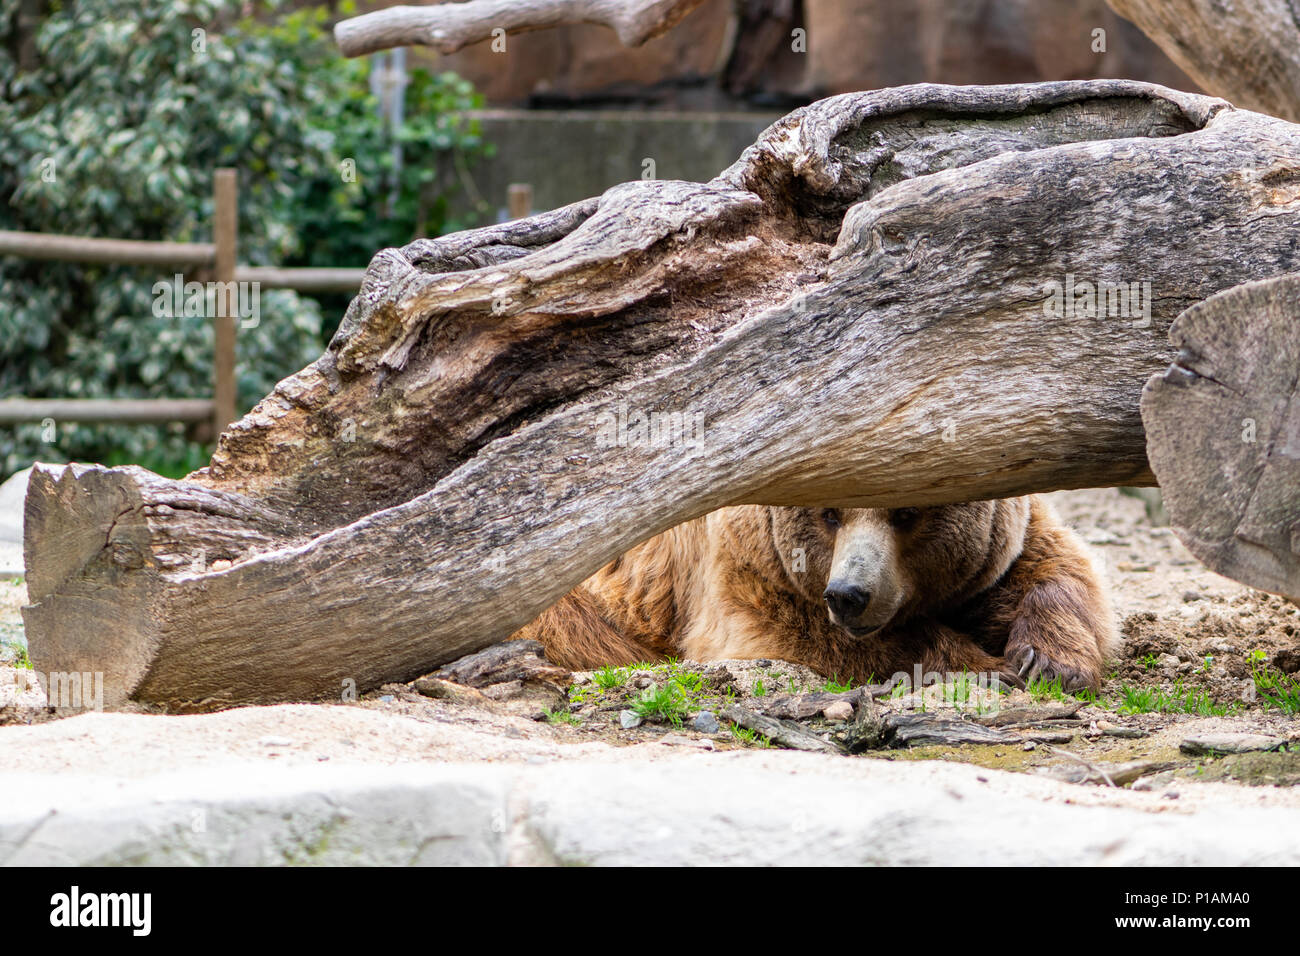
507;183;533;220
212;168;238;437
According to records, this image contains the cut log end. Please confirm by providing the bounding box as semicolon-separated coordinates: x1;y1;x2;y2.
1141;272;1300;600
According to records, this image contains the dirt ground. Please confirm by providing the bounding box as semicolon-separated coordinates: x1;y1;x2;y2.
2;488;1298;793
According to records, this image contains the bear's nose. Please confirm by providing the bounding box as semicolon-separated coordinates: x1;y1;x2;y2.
823;583;870;621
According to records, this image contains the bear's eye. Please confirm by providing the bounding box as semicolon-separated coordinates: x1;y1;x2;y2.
889;507;921;529
820;508;842;530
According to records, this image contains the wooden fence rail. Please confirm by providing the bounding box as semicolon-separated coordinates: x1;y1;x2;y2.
0;168;368;438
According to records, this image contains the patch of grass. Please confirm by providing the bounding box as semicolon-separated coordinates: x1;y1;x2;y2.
7;576;22;586
1073;686;1100;705
631;682;691;727
1140;652;1161;671
1026;675;1069;703
1116;679;1237;716
752;678;767;697
822;675;857;694
543;707;580;726
729;725;771;748
592;665;629;691
2;642;31;669
672;669;703;694
1252;663;1300;715
1117;684;1159;714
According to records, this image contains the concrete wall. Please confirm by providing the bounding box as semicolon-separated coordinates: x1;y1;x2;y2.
447;109;782;219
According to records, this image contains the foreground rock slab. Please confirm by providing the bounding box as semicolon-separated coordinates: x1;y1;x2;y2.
3;707;1300;866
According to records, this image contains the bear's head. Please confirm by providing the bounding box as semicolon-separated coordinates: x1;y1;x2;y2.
768;500;1030;637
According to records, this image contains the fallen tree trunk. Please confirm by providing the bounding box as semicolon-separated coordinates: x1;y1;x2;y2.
1142;273;1300;601
1107;0;1300;122
333;0;707;57
23;81;1300;710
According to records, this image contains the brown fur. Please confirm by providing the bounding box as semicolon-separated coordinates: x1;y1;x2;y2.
515;495;1119;690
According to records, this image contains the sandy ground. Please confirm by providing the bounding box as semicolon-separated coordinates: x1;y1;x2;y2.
1;488;1297;810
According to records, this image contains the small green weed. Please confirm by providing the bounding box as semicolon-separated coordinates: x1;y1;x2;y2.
729;725;771;747
543;707;580;726
1252;662;1300;715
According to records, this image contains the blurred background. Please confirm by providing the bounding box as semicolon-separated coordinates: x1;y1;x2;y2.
0;0;1194;482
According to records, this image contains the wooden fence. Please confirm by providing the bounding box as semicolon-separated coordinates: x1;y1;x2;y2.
0;168;368;438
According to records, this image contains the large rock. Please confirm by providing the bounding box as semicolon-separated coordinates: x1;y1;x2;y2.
2;708;1299;865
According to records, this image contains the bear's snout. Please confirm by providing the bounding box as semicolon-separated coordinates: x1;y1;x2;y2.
823;582;871;627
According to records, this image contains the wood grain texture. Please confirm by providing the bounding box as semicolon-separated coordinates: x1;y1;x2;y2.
1142;274;1300;600
1108;0;1300;122
23;81;1300;710
334;0;707;57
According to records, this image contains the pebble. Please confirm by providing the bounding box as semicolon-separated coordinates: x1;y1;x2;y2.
660;734;714;750
619;710;643;729
692;711;720;733
1182;591;1203;603
1180;733;1287;756
257;736;294;748
1083;529;1123;545
1022;741;1037;751
822;701;854;722
210;559;232;571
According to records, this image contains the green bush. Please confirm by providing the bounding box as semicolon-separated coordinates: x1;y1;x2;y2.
0;0;490;478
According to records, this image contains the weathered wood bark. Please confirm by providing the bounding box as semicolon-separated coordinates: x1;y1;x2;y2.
23;81;1300;710
1141;274;1300;601
1107;0;1300;122
334;0;706;58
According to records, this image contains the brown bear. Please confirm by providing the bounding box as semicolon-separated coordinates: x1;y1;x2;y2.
516;495;1119;691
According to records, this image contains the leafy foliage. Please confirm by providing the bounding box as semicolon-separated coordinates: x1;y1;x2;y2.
0;0;489;476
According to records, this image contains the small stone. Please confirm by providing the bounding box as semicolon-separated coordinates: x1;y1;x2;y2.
822;700;854;722
619;709;643;729
1163;791;1180;800
1157;653;1181;670
1171;644;1195;662
692;711;720;733
1022;741;1037;751
1180;733;1287;756
413;677;456;699
660;733;714;750
257;736;294;748
634;676;654;689
571;673;590;685
1083;529;1122;545
1102;726;1147;739
481;680;523;700
1182;591;1203;603
378;695;394;703
210;559;232;571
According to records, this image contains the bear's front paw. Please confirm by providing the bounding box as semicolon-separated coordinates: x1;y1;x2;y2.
1005;644;1099;693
